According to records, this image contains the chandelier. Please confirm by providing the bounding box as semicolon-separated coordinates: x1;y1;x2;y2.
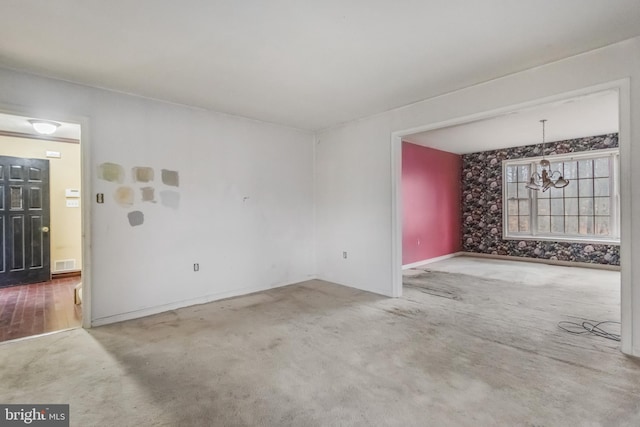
525;119;569;192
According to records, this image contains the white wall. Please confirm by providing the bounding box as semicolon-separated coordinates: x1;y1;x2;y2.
0;68;315;325
315;37;640;355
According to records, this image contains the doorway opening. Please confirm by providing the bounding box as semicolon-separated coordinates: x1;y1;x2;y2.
0;112;84;342
392;80;632;353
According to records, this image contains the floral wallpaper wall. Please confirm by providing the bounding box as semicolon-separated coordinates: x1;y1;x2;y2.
461;133;619;265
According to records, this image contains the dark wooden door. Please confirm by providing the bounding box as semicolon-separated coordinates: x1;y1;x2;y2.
0;156;51;287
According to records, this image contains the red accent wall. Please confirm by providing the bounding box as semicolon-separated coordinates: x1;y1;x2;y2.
402;142;462;265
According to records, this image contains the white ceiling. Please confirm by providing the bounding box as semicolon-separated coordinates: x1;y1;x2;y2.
0;1;639;131
404;90;619;154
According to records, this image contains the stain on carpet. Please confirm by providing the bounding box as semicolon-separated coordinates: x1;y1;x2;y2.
403;271;463;301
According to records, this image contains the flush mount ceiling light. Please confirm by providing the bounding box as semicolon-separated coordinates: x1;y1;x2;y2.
525;119;570;192
28;119;61;135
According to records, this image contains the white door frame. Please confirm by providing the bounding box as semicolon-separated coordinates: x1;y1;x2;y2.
390;78;633;355
0;103;92;329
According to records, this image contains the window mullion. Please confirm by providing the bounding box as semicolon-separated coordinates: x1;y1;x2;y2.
592;159;596;235
530;161;537;237
611;153;619;238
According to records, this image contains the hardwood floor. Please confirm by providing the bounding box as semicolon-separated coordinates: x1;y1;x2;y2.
0;277;82;342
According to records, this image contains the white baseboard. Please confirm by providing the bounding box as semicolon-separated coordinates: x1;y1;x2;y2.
402;252;462;270
460;251;621;271
91;275;317;327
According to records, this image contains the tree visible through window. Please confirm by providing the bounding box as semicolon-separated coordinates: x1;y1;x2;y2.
503;149;619;242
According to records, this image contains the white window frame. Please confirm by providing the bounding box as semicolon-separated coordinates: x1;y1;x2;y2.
502;148;620;244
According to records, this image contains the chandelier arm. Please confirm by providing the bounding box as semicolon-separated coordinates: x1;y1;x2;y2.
548;170;563;179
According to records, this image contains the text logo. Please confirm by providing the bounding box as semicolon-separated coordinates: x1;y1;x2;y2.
0;405;68;426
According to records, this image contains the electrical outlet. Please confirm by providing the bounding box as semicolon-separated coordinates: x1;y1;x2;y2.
193;263;199;272
343;251;347;259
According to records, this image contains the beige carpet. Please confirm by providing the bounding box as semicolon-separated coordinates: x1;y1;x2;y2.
0;259;638;426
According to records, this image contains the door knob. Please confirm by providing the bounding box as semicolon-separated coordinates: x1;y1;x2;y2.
42;226;49;232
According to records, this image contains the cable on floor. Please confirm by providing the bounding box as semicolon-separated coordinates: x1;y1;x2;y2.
557;320;620;342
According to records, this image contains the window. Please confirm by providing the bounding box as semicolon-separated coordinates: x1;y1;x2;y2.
503;149;619;243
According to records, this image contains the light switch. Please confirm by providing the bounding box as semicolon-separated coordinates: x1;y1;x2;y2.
66;199;80;208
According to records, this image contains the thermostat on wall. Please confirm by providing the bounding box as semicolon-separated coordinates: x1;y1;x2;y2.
65;189;80;198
